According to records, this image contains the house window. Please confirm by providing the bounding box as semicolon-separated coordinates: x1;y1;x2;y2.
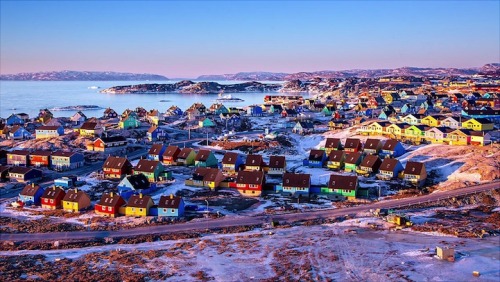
139;208;143;212
171;209;175;213
108;207;112;211
50;199;54;203
164;209;167;212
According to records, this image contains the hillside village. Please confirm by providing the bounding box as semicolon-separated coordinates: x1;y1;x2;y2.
0;75;499;234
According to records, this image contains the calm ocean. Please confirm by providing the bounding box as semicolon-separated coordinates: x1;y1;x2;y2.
0;81;308;119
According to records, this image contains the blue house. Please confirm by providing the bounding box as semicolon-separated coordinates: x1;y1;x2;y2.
147;125;168;142
156;194;185;217
18;183;45;206
282;173;311;196
304;149;327;168
247;105;264;116
148;144;166;162
400;103;412;114
6;114;24;126
377;158;404;180
9;126;31;140
380;139;406;158
117;174;155;200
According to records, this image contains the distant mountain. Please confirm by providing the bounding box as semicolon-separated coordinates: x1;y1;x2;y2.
197;72;288;81
100;80;281;94
196;64;498;81
0;70;169;81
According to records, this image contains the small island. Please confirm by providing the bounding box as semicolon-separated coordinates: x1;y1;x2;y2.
100;80;282;94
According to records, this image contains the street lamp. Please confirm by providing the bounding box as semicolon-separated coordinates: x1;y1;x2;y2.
205;199;209;232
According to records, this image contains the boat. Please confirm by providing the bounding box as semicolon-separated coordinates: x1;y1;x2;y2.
88;86;100;89
214;92;244;102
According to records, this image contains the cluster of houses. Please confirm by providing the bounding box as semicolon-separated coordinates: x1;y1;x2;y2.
358;115;495;146
16;183;185;218
0;149;85;183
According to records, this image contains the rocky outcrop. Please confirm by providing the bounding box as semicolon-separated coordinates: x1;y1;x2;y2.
100;81;282;94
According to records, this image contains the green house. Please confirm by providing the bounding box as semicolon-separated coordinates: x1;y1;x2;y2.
322;106;335;116
322;174;360;199
198;118;216;128
344;152;363;173
133;159;164;182
194;149;218;168
119;115;140;129
177;148;197;166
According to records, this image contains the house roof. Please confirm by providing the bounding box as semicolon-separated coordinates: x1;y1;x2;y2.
80;122;98;130
8;150;30;156
148;144;164;155
471;118;493;124
404;161;426;175
158;195;183;209
345;152;363;164
135;159;161;173
178;148;194;159
222;152;240;164
308;150;326;161
163;146;180;157
246;154;264;166
41;186;65;200
282;173;310;188
269;156;286;168
236;170;265;185
20;183;42;197
328;150;345;161
327;174;358;190
195;150;212;161
470;131;490;137
325;138;342;149
36;125;61;131
364;139;383;150
9;166;39;175
202;168;223;182
360;155;381;168
382;140;401;151
147;125;158;134
127;194;153;208
344;138;361;149
380;158;401;172
104;108;117;114
124;174;150;190
103;156;131;169
97;192;125;207
30;150;52;157
52;151;79;158
62;189;89;202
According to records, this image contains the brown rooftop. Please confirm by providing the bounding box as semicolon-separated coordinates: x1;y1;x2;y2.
282;173;310;188
269;156;286;168
236;170;265;185
327;174;358;190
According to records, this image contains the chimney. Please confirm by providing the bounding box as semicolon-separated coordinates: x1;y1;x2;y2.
110;192;113;197
75;188;78;193
139;193;143;199
170;194;173;199
31;183;35;187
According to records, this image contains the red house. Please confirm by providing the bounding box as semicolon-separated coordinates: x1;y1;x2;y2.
41;186;66;209
344;138;362;153
29;150;52;167
102;156;133;179
235;170;265;197
162;145;180;166
95;192;126;217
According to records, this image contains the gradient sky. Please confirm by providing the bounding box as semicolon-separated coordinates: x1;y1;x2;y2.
1;1;499;77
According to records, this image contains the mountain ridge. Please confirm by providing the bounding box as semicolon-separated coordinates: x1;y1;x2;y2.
0;70;169;81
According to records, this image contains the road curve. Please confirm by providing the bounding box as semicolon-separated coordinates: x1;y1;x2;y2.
1;181;498;242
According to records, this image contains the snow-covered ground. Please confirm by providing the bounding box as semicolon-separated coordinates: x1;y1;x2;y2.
2;223;498;281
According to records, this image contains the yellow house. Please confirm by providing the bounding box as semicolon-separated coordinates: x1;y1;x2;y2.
61;189;91;213
403;125;426;143
124;194;154;217
445;129;470;146
368;121;390;136
461;118;494;131
385;123;406;139
421;115;441;127
470;131;491;146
